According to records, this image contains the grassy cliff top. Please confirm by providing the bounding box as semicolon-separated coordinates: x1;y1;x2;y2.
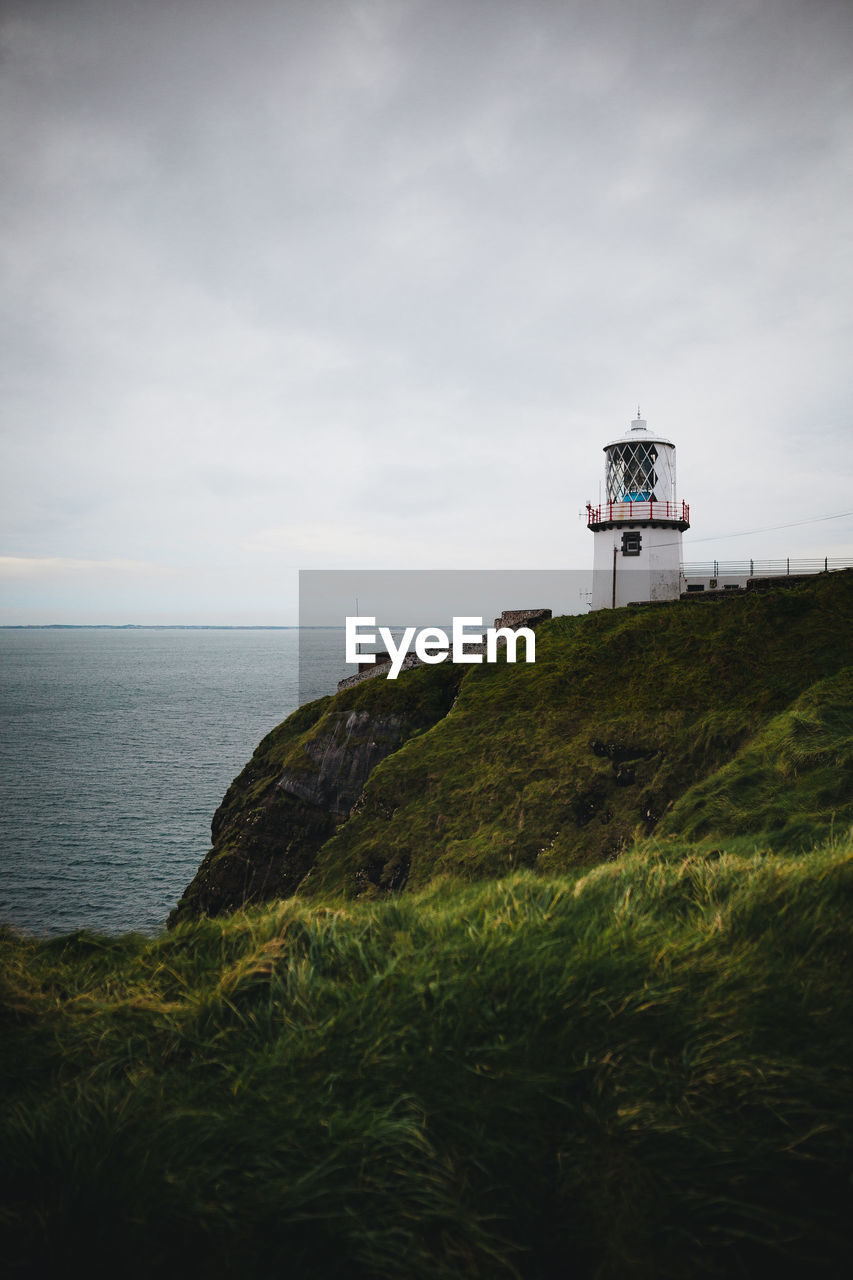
301;570;853;897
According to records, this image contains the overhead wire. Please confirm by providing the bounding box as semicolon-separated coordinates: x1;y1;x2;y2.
687;509;853;545
581;508;853;553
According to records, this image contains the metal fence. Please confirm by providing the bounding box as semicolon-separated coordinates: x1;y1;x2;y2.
681;558;853;578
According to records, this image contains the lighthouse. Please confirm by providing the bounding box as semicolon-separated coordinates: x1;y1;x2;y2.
587;410;690;609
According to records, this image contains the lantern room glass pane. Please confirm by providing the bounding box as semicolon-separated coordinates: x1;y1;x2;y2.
606;442;658;502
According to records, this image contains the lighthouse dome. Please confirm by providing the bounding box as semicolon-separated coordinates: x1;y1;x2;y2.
603;412;674;450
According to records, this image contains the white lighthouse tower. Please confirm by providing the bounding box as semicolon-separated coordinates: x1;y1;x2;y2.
587;410;690;609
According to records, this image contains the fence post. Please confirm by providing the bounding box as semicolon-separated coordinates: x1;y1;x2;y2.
787;557;790;576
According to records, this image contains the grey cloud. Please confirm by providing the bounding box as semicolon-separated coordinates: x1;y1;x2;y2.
1;0;851;620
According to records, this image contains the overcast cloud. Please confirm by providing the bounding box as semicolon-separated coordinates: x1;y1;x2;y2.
1;0;851;622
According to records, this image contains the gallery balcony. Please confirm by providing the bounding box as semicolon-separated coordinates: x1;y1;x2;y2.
586;499;690;532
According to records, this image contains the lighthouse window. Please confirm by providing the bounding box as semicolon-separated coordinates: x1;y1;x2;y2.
621;531;642;556
606;442;658;502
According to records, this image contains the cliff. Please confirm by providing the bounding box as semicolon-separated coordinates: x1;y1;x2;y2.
170;571;853;924
169;661;465;922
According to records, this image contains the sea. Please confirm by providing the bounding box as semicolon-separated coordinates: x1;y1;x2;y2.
0;628;347;938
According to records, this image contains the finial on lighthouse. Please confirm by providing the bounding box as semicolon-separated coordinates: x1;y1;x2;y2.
631;406;647;433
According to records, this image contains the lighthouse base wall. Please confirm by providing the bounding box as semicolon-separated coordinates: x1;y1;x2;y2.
591;524;684;609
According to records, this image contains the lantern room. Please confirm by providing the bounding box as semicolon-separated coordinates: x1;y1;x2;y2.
604;412;676;504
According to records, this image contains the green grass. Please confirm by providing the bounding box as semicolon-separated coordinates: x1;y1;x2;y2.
660;667;853;849
302;572;853;898
4;831;853;1277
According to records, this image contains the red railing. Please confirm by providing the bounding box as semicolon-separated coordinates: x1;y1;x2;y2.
587;499;690;527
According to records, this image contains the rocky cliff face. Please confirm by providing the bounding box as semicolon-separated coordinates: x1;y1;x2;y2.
278;708;411;815
168;663;464;925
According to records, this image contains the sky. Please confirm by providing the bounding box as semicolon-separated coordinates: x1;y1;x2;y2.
1;0;851;623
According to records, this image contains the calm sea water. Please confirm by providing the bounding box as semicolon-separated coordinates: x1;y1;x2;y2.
0;629;347;938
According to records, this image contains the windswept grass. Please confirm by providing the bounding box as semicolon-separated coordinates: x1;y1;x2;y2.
661;667;853;849
3;832;853;1277
302;571;853;896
